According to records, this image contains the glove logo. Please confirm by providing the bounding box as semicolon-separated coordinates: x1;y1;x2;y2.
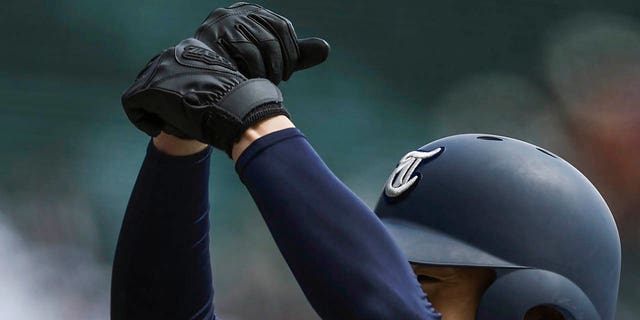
182;45;233;68
384;148;442;198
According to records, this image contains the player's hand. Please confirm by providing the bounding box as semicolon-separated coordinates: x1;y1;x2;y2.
195;2;330;84
122;38;288;156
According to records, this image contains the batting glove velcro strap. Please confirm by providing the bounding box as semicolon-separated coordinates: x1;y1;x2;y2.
200;79;288;155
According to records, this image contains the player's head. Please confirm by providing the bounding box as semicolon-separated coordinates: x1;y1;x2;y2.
374;134;621;320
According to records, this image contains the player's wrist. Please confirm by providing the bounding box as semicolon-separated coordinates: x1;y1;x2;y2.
232;115;295;162
153;132;209;156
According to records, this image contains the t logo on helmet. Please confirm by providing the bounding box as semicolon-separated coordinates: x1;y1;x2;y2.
384;148;442;198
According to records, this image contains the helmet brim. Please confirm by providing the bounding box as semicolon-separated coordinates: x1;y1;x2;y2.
382;218;528;269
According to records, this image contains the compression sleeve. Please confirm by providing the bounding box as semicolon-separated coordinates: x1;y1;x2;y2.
111;141;215;320
236;128;440;320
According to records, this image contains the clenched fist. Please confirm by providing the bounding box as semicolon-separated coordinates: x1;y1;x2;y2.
195;2;330;84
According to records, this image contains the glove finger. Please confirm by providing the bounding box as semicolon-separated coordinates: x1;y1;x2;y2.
227;2;261;9
221;36;267;79
197;3;261;33
257;39;284;84
195;8;229;46
234;20;284;83
247;12;299;80
294;37;330;71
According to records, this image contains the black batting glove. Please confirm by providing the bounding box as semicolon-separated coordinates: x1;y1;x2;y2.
122;38;288;156
195;2;330;84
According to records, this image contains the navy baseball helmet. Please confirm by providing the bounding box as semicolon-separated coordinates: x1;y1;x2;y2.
374;134;620;320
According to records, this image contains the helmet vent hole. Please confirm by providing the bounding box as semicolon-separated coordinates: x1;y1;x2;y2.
477;136;503;141
536;147;557;158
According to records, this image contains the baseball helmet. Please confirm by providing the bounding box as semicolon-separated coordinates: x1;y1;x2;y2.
374;134;621;320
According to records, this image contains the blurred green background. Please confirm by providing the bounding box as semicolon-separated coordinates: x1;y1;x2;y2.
0;1;638;319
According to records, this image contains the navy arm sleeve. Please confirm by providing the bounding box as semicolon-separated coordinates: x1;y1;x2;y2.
236;128;440;320
111;141;215;320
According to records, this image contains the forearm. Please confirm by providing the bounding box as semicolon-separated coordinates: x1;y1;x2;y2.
235;124;437;319
111;139;215;320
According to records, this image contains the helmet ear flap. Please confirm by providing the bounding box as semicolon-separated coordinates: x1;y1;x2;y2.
476;269;600;320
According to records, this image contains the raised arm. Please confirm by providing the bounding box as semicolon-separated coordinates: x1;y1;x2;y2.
111;135;215;320
231;117;440;320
